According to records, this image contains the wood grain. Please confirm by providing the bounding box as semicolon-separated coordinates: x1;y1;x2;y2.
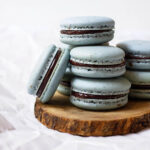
35;92;150;136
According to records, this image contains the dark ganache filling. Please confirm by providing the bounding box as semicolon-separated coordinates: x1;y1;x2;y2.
125;54;150;59
60;81;71;87
71;91;128;99
131;84;150;90
70;60;125;68
36;50;62;97
60;30;112;35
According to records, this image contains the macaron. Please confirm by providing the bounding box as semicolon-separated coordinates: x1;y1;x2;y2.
27;44;70;103
70;46;126;78
70;77;131;110
125;70;150;99
117;40;150;70
57;66;73;96
60;16;115;45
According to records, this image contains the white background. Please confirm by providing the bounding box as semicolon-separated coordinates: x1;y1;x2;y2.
1;0;150;46
0;0;150;150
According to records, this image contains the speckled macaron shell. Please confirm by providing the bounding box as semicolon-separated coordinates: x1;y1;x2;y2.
70;77;131;110
58;43;76;51
117;40;150;70
60;16;115;45
59;42;109;49
27;44;70;103
124;70;150;99
70;46;126;78
57;66;73;96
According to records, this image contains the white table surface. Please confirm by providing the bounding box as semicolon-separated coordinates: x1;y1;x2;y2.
0;26;150;150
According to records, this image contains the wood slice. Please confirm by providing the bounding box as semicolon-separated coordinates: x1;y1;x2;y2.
34;92;150;136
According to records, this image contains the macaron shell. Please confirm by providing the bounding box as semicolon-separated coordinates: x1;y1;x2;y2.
124;70;150;84
60;31;114;46
70;46;125;61
70;95;128;110
117;40;150;55
57;66;72;96
40;48;70;103
58;42;76;51
27;44;56;95
61;66;73;80
57;84;70;96
129;89;150;99
60;16;115;30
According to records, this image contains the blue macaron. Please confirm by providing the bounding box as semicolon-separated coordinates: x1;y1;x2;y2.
70;46;126;78
70;77;131;110
57;65;73;96
27;44;70;103
117;40;150;70
125;70;150;99
60;16;115;45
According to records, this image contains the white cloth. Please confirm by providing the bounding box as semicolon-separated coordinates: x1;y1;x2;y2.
0;26;150;150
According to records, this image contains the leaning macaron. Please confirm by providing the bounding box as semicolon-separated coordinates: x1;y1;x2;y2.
60;16;115;45
117;40;150;70
70;46;126;78
27;44;70;103
57;66;73;96
70;77;131;110
125;70;150;99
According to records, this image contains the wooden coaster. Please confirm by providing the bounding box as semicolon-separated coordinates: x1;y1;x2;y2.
34;92;150;136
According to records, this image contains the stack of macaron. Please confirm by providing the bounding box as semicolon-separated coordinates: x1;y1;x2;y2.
27;16;131;110
117;40;150;99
